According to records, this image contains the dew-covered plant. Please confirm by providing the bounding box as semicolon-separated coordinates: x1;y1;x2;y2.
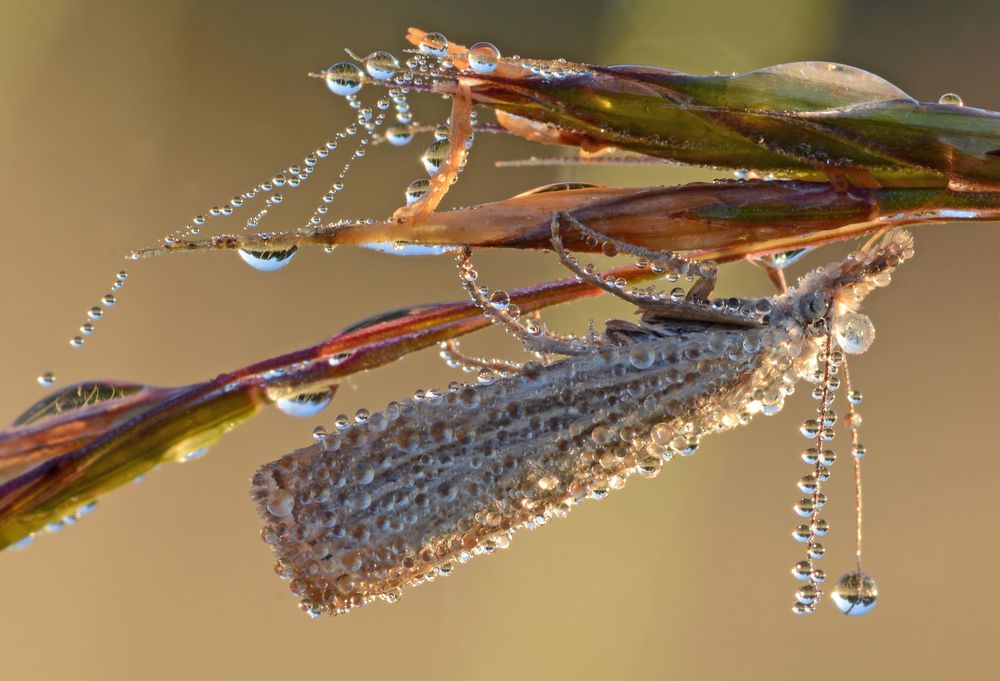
3;27;995;619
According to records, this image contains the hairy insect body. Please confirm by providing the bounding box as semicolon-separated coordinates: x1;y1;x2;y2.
253;313;810;616
252;232;910;617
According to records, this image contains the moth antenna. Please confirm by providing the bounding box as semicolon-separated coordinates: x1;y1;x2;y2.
830;359;879;616
455;248;596;356
438;340;524;376
549;212;758;327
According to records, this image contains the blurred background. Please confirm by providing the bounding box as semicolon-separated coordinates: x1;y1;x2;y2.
2;1;998;679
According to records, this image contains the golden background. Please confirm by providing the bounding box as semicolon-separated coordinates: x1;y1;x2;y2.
2;1;998;679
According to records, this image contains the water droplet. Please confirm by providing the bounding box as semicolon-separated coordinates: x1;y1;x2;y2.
489;290;510;310
421;139;451;176
80;322;95;335
238;246;298;272
385;124;414;146
267;489;295;518
800;418;820;438
177;447;208;463
364;51;399;81
405;179;430;205
324;62;364;96
419;32;449;58
831;571;878;615
468;42;500;74
938;92;963;106
10;534;34;550
69;336;84;348
792;560;812;580
102;294;117;307
833;313;876;354
37;372;56;387
276;389;334;417
87;306;104;320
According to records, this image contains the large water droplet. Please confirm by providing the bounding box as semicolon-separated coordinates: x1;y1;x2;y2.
405;179;430;205
37;372;56;387
238;246;298;272
385;124;414;146
419;32;449;57
938;92;963;106
833;313;875;354
421;139;451;176
324;62;364;96
364;51;399;81
276;389;334;417
831;571;878;616
468;42;500;74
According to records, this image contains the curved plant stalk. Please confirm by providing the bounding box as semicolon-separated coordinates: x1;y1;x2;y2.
133;180;1000;264
0;264;659;550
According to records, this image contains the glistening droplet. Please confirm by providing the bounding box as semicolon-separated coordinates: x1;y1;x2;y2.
238;246;298;272
831;571;878;616
468;42;500;74
324;62;364;96
276;389;334;418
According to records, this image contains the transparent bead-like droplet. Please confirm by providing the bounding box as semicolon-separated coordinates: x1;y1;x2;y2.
833;313;876;354
938;92;964;106
385;125;413;147
405;179;430;205
364;51;399;81
419;32;449;57
238;246;298;272
324;62;364;97
831;572;878;616
37;372;56;387
276;389;334;418
468;42;500;74
421;139;451;176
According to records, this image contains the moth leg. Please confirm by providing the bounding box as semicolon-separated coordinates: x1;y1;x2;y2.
549;212;761;327
456;247;599;356
554;210;718;299
438;339;524;376
752;255;789;294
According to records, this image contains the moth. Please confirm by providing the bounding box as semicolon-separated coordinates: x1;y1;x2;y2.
251;214;910;617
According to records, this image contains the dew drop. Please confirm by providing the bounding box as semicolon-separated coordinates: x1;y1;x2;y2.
102;294;117;307
833;313;876;354
69;336;84;348
324;62;364;96
419;32;449;58
468;42;500;74
405;179;430;205
831;571;878;616
276;389;334;417
87;306;104;320
421;139;451;176
489;290;510;310
938;92;963;106
37;372;56;387
364;51;399;81
385;124;414;146
238;246;298;272
267;489;295;518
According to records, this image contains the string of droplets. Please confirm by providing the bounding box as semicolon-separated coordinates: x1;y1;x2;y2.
792;312;880;615
39;43;438;388
792;332;837;614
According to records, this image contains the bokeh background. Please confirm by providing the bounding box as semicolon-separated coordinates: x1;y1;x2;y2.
2;1;998;679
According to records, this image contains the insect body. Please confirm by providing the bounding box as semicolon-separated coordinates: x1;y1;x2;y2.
252;225;912;617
